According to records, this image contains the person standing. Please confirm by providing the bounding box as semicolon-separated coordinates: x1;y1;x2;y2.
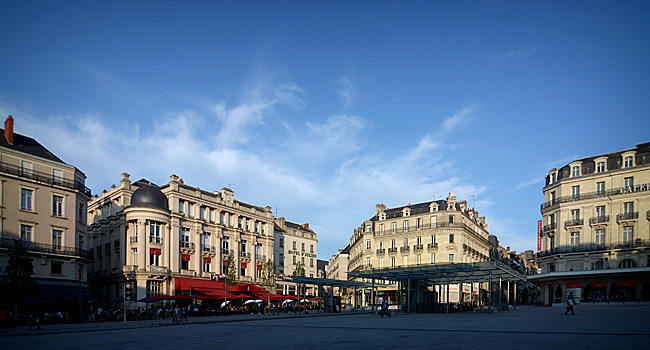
380;298;391;318
565;292;576;315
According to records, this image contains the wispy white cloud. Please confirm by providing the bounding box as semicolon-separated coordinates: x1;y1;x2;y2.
0;74;486;258
336;77;356;108
493;45;536;63
514;177;542;191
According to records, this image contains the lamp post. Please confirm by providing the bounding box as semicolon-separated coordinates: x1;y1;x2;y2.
78;259;82;322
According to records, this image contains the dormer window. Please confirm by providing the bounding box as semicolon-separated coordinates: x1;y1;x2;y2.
380;214;385;220
404;209;410;217
551;173;556;183
572;166;580;177
597;162;605;173
624;156;634;168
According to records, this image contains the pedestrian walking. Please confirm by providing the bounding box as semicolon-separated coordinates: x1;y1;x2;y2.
379;298;391;318
565;292;576;315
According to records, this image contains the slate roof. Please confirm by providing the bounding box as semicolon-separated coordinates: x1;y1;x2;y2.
0;128;66;164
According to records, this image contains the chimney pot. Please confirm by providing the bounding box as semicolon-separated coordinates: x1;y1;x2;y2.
4;115;14;144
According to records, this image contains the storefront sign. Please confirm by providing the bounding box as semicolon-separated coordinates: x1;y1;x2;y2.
566;282;582;288
150;248;161;255
591;281;607;287
617;280;636;287
182;254;191;261
288;250;317;258
619;183;650;194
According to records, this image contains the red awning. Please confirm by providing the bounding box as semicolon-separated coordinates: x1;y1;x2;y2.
617;280;637;287
591;281;607;288
203;257;211;263
223;260;228;265
241;263;247;268
150;248;162;255
566;282;582;288
182;254;191;261
153;295;192;300
257;265;263;270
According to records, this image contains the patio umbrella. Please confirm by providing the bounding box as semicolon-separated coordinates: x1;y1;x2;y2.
106;296;124;303
137;296;159;303
220;301;231;308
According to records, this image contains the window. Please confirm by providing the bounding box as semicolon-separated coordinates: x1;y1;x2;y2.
78;202;85;223
596;206;606;218
179;200;185;214
624;177;634;190
379;258;384;268
366;240;371;250
403;220;409;232
572;166;580;177
222;237;230;250
293;255;296;264
51;261;63;275
449;254;454;262
240;241;247;254
20;224;33;241
624;156;633;168
21;160;33;176
21;188;33;211
379;224;384;234
403;238;408;247
417;236;422;245
391;222;397;233
200;206;206;220
180;228;190;248
416;218;423;230
551;172;556;183
149;221;161;243
302;243;305;252
301;257;305;265
623;202;634;214
571;209;580;220
311;258;314;267
150;251;160;266
203;233;211;249
181;257;190;270
220;211;226;224
203;259;211;272
449;215;454;224
188;203;194;217
391;239;396;249
430;254;435;264
549;236;555;250
449;234;454;243
310;244;314;253
595;229;605;244
623;226;634;243
240;264;246;276
571;186;580;200
52;229;63;250
279;237;284;248
293;241;297;250
597;162;605;173
596;182;605;196
431;216;437;228
255;221;259;233
618;259;636;268
391;257;395;267
416;255;421;265
570;232;580;246
366;224;372;232
404;210;410;217
591;258;607;270
238;217;243;229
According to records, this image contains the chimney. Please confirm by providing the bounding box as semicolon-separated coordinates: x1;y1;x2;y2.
303;223;310;230
4;115;14;144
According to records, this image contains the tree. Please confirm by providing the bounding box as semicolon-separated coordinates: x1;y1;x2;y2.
4;239;35;313
292;262;305;277
260;259;276;311
225;254;237;291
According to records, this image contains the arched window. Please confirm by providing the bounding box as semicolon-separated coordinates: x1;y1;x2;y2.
618;259;637;268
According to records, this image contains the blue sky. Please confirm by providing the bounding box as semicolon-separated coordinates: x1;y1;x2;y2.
1;1;649;259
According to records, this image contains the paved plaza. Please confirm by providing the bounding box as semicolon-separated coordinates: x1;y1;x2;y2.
1;304;648;349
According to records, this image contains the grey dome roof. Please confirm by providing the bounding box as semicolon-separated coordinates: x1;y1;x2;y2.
131;182;168;210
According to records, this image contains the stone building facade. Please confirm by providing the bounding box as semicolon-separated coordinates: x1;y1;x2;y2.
531;142;650;304
86;173;274;302
273;217;317;296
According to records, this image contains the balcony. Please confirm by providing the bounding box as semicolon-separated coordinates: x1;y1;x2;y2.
387;247;398;254
255;254;267;262
202;245;216;254
427;243;438;250
221;248;233;256
413;244;423;252
0;238;92;259
564;218;584;229
0;160;92;196
149;266;169;275
541;185;650;212
149;236;163;245
400;246;410;253
538;239;650;258
376;248;386;255
239;251;251;260
129;236;138;244
589;215;609;226
542;222;556;233
616;212;638;223
180;241;195;250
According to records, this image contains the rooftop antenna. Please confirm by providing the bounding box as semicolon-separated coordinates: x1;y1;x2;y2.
471;195;476;208
429;191;439;201
275;205;281;217
228;183;235;188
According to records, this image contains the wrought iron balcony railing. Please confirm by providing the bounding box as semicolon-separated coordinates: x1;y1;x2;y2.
149;236;162;244
0;238;91;259
589;215;609;225
376;248;385;254
387;247;398;253
543;222;557;232
0;161;92;196
616;212;639;222
413;244;423;251
180;241;195;250
202;245;216;254
400;246;410;253
538;239;650;257
564;218;584;228
427;243;438;249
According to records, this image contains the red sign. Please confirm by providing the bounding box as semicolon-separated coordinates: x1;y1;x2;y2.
203;257;211;263
222;260;228;265
150;248;161;255
537;220;542;251
566;282;582;288
182;254;191;261
241;263;247;268
591;281;607;288
617;280;636;287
